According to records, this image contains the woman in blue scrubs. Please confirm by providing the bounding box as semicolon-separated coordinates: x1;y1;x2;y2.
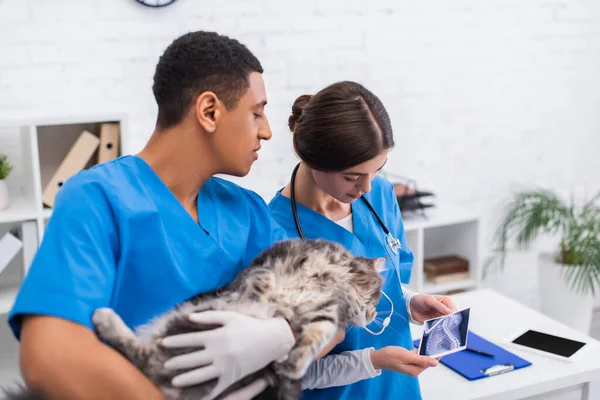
269;81;457;399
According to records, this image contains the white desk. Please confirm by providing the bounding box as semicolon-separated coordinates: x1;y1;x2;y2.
411;289;600;400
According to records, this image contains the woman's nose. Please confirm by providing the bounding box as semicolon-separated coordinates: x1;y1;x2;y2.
359;177;372;194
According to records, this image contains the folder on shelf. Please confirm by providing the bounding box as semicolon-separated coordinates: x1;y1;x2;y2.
413;331;531;381
42;130;100;208
98;123;120;164
0;232;23;276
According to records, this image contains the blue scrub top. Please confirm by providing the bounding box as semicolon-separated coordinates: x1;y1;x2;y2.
269;176;422;400
9;155;285;338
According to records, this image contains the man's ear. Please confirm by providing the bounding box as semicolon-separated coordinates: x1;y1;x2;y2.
194;91;221;133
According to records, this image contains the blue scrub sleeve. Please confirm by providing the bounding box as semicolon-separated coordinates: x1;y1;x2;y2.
302;349;381;390
8;178;118;339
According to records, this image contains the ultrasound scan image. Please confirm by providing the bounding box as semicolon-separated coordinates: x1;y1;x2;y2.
420;309;470;357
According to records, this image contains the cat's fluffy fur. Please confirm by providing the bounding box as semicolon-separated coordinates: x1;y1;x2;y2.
2;239;384;400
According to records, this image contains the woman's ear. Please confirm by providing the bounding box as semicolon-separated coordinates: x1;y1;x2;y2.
194;91;221;133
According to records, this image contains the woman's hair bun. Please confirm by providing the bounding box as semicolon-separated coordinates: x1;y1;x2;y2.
288;94;312;133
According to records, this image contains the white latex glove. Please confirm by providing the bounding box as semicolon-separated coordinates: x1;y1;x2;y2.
161;311;295;400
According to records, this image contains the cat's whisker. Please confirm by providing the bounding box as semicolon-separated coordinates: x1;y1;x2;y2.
377;310;408;318
382;323;404;335
374;311;410;325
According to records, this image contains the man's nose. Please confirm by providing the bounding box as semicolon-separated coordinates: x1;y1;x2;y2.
259;114;272;141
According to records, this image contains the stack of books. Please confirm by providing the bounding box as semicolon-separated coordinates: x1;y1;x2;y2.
379;171;435;215
424;255;469;283
394;183;435;213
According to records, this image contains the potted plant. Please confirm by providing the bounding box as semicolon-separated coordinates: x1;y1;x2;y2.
486;188;600;333
0;154;13;210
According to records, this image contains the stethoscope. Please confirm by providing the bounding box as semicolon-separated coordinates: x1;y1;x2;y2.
289;163;399;335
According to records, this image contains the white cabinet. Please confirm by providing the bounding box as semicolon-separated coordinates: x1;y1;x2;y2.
403;207;481;295
0;114;126;315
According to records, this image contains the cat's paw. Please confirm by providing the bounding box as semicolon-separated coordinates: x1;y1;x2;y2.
274;348;313;380
92;308;133;341
274;321;338;380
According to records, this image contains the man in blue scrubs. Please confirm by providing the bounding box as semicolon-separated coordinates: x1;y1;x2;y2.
8;31;295;400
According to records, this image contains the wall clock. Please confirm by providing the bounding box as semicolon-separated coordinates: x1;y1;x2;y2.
135;0;178;7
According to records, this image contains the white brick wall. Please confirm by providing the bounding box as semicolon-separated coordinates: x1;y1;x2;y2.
1;0;600;303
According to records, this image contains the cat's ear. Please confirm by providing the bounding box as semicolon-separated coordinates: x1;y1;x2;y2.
373;257;387;273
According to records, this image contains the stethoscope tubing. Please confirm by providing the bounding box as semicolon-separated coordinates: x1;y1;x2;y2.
289;163;397;336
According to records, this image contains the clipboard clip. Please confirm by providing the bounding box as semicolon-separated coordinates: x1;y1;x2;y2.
481;364;514;377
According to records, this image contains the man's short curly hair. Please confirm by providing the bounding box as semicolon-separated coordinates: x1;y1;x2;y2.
152;31;263;129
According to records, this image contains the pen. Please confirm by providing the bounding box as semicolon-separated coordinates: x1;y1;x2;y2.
465;347;494;358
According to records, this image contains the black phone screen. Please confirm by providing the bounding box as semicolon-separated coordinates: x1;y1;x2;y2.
512;330;586;358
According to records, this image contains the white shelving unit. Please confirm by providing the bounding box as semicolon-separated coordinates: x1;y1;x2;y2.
0;114;127;315
402;207;481;295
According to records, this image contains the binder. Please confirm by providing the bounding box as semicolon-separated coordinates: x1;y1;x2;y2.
42;130;100;208
414;331;532;380
98;123;120;164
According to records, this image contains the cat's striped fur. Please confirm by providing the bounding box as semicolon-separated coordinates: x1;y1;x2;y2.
3;239;385;400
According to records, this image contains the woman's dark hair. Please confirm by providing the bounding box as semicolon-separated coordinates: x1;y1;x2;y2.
288;81;394;171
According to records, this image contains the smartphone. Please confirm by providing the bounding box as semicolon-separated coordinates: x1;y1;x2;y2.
504;329;588;362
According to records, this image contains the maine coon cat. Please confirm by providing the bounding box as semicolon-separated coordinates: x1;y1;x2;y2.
2;238;385;400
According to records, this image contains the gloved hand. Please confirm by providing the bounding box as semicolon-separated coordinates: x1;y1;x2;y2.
161;310;296;400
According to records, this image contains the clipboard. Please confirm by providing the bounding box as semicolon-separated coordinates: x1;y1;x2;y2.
413;331;532;380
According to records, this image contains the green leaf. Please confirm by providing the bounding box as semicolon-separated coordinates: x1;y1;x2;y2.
486;188;600;295
0;154;13;180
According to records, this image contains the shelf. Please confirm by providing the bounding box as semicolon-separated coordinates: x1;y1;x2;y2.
41;208;52;220
422;279;477;294
403;207;478;232
0;196;39;224
0;113;127;129
0;286;19;315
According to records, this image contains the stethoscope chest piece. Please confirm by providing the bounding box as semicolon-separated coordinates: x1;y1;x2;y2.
386;233;402;255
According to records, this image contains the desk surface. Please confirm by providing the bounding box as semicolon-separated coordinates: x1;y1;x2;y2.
410;289;600;400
